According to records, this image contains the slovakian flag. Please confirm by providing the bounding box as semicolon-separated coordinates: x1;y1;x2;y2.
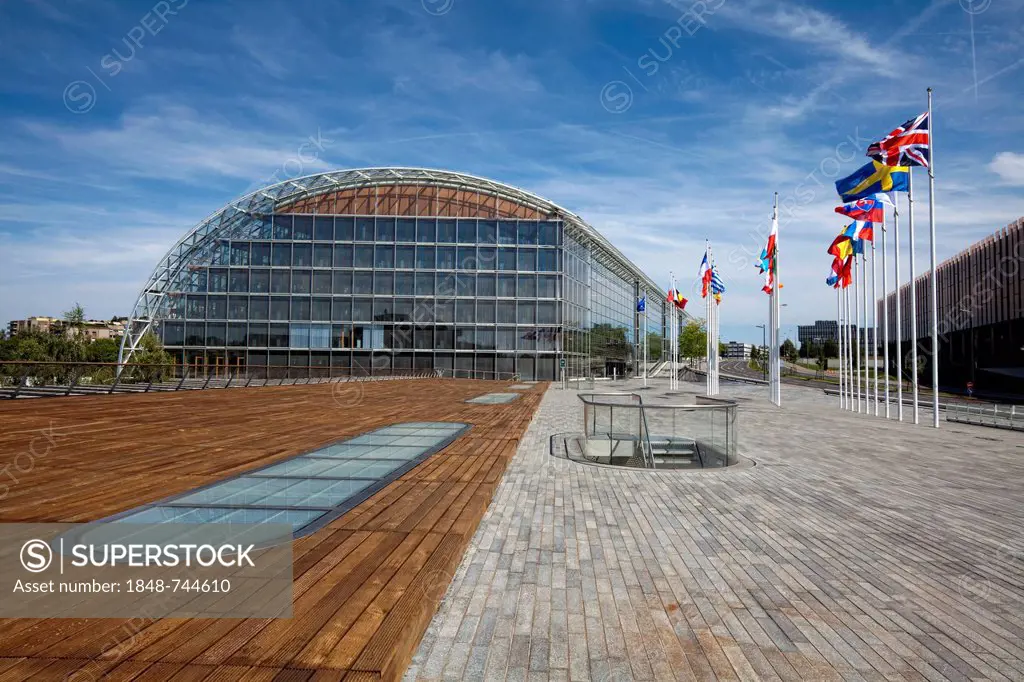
835;160;909;202
698;252;712;298
835;197;883;241
867;112;930;168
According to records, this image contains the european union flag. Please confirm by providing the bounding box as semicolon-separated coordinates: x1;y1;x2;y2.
636;296;646;312
835;160;909;203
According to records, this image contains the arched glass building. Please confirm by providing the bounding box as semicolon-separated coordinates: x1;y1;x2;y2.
120;168;676;381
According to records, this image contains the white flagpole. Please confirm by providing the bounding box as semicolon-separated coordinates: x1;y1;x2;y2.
927;88;940;428
872;238;879;416
774;214;782;407
643;296;648;387
894;199;904;421
854;257;861;413
882;215;891;419
837;287;844;409
845;286;852;410
908;171;919;424
861;252;868;415
706;287;711;396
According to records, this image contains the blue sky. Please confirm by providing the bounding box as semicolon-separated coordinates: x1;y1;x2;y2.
1;0;1023;345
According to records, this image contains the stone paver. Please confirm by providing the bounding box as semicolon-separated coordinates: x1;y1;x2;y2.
406;379;1024;681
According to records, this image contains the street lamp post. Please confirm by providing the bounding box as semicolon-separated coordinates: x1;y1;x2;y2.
756;324;767;381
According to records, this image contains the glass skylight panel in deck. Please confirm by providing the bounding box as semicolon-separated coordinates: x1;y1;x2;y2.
466;393;520;404
91;422;470;539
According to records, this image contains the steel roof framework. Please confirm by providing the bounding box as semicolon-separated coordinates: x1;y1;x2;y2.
119;167;676;366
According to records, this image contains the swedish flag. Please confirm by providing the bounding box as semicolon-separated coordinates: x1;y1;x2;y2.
835;160;909;203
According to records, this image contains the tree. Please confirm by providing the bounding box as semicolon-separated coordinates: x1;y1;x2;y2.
780;338;798;363
127;332;174;382
823;339;839;358
718;342;728;358
678;320;707;365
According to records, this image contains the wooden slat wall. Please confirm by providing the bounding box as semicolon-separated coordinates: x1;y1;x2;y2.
0;379;544;681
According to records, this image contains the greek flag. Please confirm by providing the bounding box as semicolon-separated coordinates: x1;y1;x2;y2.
710;269;726;295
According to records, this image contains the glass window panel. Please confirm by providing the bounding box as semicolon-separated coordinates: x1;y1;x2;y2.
209;269;228;292
416;272;434;296
228;296;249;320
354;245;374;268
228;322;248;347
289;323;311;348
395;272;415;296
293;216;313;240
476;328;495;350
353;299;372;321
413;300;435;323
538;301;558;324
375;245;394;269
355;218;374;241
478;220;497;245
539;221;559;246
436;246;456;270
333;244;353;268
185;322;205;346
313;244;333;268
477;300;495;324
269;323;289;347
436;272;456;298
496;328;517;351
333;271;352;295
518;249;537;271
313;271;332;295
314;216;334;241
436;300;454;323
477;274;496;297
416;246;435;270
518;221;538;245
115;506;325;531
228;270;248;293
372;298;395;322
476;246;497;271
498;221;517;245
456;273;474;297
251;297;270;321
497;301;516;324
538;249;558;272
436;327;454;349
291;270;311;294
230;242;250;266
310;324;331;349
332;325;352;349
456;246;475;270
457;220;476;244
271;270;290;294
187;295;207;319
396;218;416;243
498;248;517;271
251;243;271;266
292;297;311;321
415;327;433;349
335;217;354;241
272;243;292;267
273;215;292;240
353;272;373;295
417;218;436;242
208;296;227;319
293;243;312;267
270;298;290;321
497;274;516;297
257;458;404;479
332;298;352;322
251;269;270;293
163;322;185;346
396;245;415;269
375;218;396;242
517;274;536;298
517;300;536;324
519;329;536;351
249;323;269;347
312;298;331;321
436;219;456;243
206;322;226;346
456;300;474;323
394;298;415;318
374;271;394;296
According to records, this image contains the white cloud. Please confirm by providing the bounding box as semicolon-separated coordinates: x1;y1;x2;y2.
989;152;1024;186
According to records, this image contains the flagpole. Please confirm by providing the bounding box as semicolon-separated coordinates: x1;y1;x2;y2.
908;171;920;424
845;286;852;411
775;206;782;407
882;214;891;419
927;88;940;428
643;296;648;387
853;257;860;412
872;238;879;416
894;198;904;421
861;251;868;415
837;287;844;409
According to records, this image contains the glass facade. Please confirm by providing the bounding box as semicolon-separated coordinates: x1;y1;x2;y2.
148;181;673;381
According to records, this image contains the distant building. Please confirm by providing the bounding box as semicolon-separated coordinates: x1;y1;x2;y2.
6;316;124;341
8;316;61;336
724;341;752;359
799;320;874;349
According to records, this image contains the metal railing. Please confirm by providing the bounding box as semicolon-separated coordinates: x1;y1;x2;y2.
576;393;738;469
946;402;1024;431
0;361;519;400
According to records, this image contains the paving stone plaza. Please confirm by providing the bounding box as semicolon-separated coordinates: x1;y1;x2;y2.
407;380;1024;681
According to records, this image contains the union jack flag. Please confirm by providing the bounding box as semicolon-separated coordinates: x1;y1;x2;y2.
866;112;930;168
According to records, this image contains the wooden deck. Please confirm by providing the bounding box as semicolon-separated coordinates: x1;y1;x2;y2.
0;378;544;681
